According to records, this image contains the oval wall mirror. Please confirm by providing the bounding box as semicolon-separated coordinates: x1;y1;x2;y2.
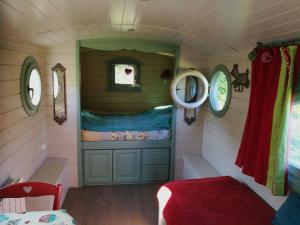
170;70;209;109
52;63;67;125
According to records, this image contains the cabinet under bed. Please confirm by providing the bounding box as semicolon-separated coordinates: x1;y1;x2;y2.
81;140;172;185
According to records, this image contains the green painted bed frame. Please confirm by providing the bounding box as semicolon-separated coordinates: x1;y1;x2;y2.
76;38;180;187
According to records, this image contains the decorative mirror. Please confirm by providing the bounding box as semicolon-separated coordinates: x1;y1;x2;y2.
170;70;208;125
52;63;67;125
170;70;209;109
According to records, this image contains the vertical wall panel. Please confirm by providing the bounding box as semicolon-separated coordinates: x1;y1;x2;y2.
44;42;78;187
174;46;207;178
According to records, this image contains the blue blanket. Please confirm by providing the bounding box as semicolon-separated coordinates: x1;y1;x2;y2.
81;105;173;132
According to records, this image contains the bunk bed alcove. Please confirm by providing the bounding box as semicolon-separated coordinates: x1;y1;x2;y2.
76;38;180;186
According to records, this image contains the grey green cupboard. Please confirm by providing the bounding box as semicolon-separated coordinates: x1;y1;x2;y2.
82;140;171;185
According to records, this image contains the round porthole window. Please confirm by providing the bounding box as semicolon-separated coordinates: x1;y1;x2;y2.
208;65;232;117
20;56;42;116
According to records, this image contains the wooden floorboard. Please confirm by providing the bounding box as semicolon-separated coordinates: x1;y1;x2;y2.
62;184;161;225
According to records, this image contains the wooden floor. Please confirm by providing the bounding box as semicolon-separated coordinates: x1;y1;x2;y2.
63;184;161;225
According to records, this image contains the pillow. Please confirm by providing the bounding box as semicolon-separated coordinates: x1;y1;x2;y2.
272;192;300;225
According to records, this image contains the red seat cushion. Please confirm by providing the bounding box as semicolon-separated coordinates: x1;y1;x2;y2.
161;176;275;225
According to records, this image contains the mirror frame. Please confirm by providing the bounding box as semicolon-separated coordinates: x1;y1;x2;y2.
52;63;67;125
170;70;208;109
208;64;232;117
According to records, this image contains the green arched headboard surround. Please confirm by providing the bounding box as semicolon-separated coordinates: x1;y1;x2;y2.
76;38;180;187
79;37;178;56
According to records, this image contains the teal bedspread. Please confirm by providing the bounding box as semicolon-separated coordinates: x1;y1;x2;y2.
81;105;173;132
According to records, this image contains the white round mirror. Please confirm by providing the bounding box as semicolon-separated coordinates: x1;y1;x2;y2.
170;70;209;109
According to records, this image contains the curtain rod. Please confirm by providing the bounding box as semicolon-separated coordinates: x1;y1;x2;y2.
248;37;300;60
255;37;300;48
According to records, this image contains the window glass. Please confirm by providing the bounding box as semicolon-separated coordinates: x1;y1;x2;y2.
211;72;228;111
29;69;42;105
20;56;42;116
208;65;231;117
290;101;300;167
114;64;136;85
107;57;142;91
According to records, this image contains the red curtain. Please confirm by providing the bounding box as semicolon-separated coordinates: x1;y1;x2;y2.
235;47;282;185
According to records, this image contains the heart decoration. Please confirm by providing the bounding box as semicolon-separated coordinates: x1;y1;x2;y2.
125;68;132;75
23;186;32;194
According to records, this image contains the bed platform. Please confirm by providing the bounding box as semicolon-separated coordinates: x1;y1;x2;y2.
157;176;275;225
80;106;174;185
81;139;171;150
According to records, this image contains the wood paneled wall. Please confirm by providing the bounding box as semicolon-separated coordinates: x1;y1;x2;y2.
44;42;78;187
80;49;174;113
0;38;47;184
174;46;207;178
40;44;207;186
202;50;286;209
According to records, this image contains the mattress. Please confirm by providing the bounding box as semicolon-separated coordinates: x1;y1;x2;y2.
157;176;275;225
81;105;172;132
81;129;171;141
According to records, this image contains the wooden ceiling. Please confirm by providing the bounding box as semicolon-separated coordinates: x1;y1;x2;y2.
1;0;300;55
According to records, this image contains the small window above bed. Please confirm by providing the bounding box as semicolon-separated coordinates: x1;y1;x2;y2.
106;57;143;92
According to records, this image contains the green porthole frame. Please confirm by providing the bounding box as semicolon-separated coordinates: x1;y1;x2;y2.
208;64;232;117
106;56;143;92
20;56;42;116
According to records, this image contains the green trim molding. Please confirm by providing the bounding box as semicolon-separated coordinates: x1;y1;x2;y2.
208;64;232;118
80;38;177;56
20;56;42;116
170;45;181;180
76;40;83;187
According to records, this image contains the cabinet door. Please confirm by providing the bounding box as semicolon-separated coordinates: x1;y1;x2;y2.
84;150;112;184
113;150;140;183
143;149;170;165
142;165;169;181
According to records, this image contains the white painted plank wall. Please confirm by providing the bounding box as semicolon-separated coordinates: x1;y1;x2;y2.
202;49;286;209
174;46;207;178
44;42;78;187
0;38;47;184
